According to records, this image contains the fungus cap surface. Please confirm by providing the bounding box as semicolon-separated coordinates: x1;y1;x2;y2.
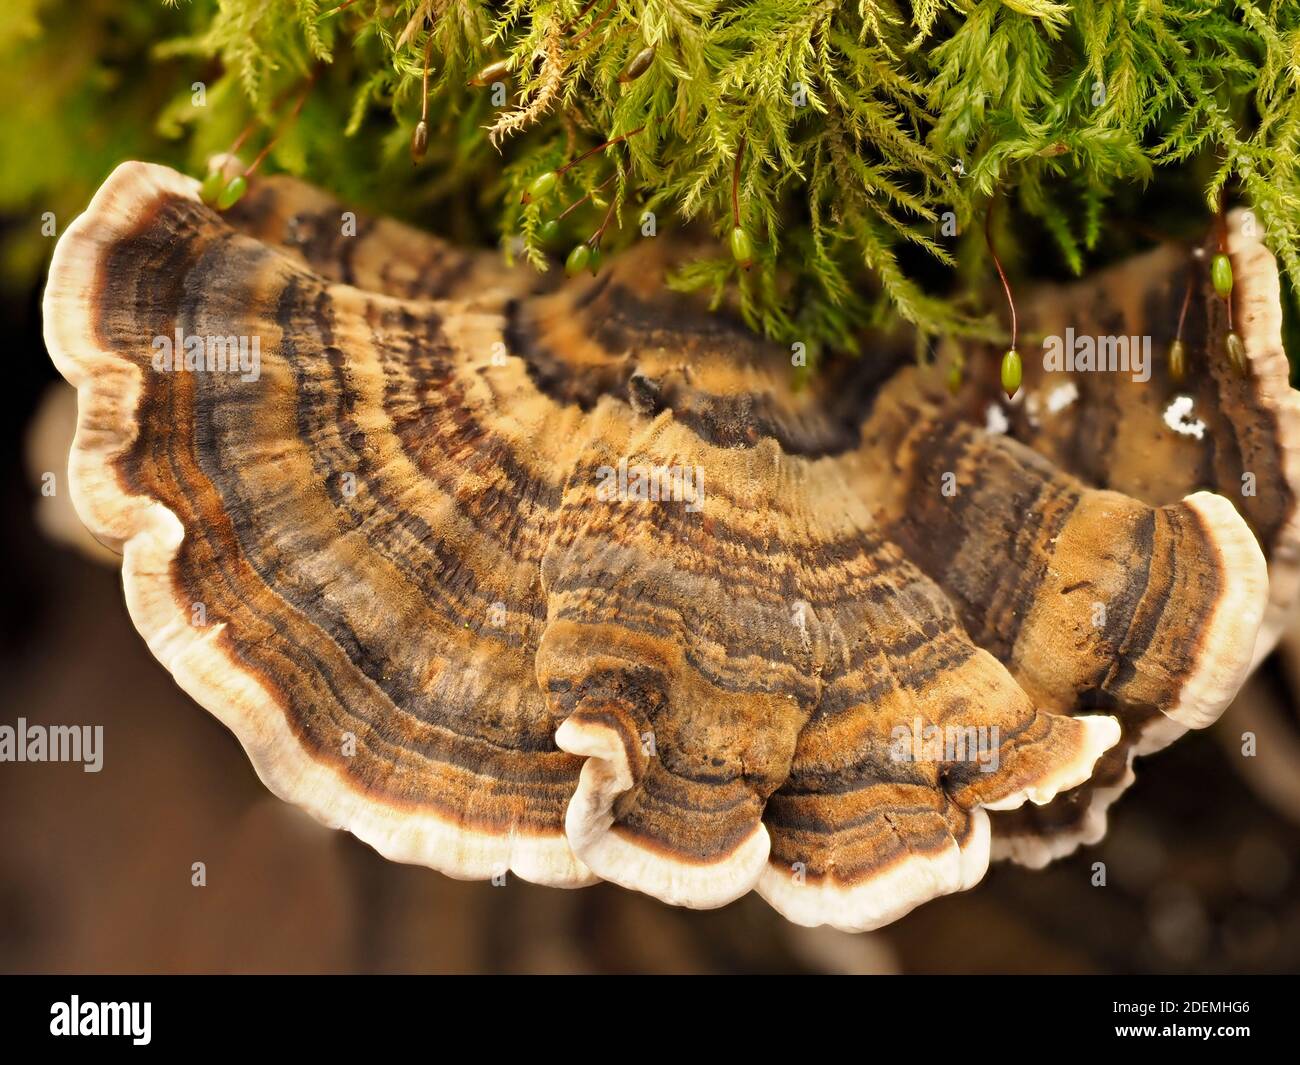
43;162;1285;928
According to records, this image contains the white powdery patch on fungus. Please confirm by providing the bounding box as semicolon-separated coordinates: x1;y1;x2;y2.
984;403;1009;436
1046;382;1079;414
1163;395;1207;440
1023;392;1041;428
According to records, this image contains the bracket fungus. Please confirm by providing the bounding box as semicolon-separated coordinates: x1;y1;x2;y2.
42;162;1300;931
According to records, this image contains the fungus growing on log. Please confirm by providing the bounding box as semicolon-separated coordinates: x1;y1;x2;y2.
42;163;1289;930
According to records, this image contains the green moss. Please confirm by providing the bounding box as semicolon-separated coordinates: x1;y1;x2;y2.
6;1;1300;370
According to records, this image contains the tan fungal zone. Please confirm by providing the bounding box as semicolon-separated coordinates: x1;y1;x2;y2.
43;163;1293;930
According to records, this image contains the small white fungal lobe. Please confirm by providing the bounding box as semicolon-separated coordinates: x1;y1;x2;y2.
1024;391;1042;428
1045;382;1078;414
1163;395;1207;440
985;403;1009;436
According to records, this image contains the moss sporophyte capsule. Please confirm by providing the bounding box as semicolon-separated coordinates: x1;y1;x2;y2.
730;226;753;270
216;175;248;210
523;171;557;204
470;59;510;87
1226;331;1248;377
411;121;429;162
946;360;963;396
1212;253;1234;299
565;244;591;276
201;171;248;211
619;46;656;83
1168;339;1187;383
1000;348;1022;399
199;170;226;207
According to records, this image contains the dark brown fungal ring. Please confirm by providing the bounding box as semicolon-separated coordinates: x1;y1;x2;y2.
42;163;1284;930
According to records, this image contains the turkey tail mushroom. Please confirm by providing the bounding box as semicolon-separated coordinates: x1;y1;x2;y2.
42;162;1276;929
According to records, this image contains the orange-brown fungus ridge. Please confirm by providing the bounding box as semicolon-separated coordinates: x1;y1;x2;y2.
42;163;1300;930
